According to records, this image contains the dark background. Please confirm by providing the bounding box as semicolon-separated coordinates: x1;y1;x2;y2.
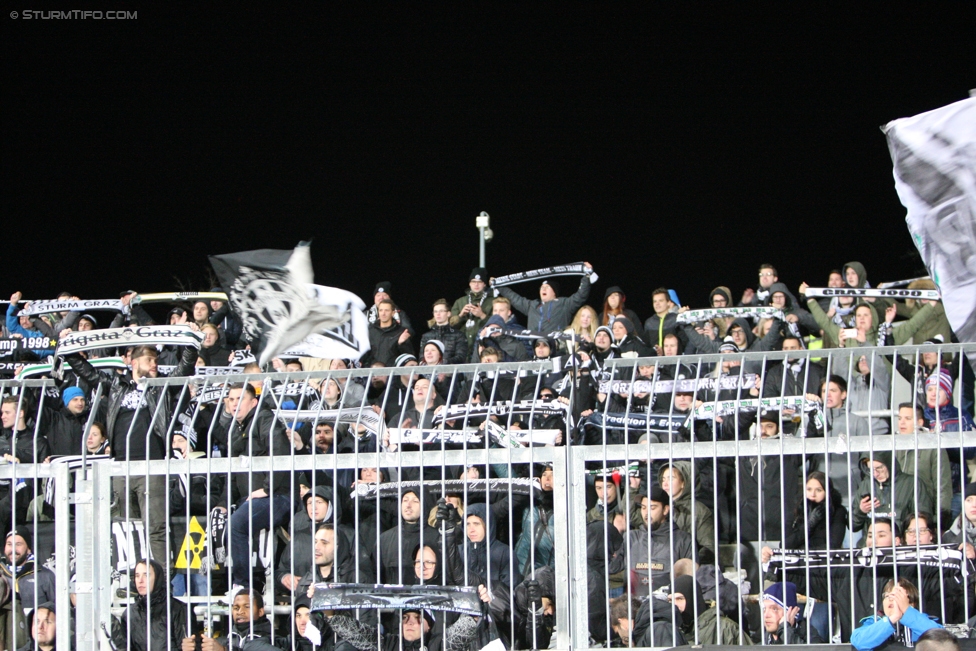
3;5;974;325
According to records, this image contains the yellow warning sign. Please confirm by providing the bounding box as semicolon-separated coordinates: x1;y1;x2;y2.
175;516;207;570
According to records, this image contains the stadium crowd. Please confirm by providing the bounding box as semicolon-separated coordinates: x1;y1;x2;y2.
0;259;975;650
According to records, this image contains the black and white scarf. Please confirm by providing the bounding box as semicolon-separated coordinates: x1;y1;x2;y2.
676;307;785;324
490;262;597;288
804;287;941;300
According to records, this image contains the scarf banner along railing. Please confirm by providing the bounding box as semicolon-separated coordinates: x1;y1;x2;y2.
766;545;963;573
56;325;203;356
803;287;941;300
132;291;228;305
432;399;568;425
598;374;758;396
311;583;483;616
387;424;559;447
351;477;540;500
17;298;124;316
692;395;822;419
490;262;595;287
676;306;785;325
274;407;384;433
582;411;689;434
13;357;127;380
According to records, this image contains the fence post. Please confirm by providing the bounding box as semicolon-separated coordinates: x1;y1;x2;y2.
89;461;114;650
52;463;72;651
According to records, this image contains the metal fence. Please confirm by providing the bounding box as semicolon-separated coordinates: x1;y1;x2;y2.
1;342;974;650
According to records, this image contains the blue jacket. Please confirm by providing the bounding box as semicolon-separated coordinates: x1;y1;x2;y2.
5;303;56;356
850;606;940;651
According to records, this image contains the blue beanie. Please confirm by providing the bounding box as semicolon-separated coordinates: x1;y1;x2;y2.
62;387;85;407
763;581;797;609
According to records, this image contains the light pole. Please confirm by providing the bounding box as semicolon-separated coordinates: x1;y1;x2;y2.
476;211;493;268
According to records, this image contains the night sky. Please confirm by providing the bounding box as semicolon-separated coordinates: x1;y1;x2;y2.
4;6;974;325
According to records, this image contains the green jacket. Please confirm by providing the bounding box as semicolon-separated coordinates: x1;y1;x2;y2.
450;291;491;348
660;461;715;557
895;300;951;344
694;606;752;645
807;299;933;350
852;450;934;533
896;445;953;519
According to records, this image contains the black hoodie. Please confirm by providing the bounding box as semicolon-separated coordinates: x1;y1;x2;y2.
112;559;193;651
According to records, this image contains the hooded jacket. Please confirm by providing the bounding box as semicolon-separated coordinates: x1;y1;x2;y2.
275;485;337;594
460;502;519;588
611;316;654;359
737;442;803;542
606;518;696;596
497;275;592;333
659;461;715;559
0;550;56;612
451;290;492;348
377;488;440;584
112;559;192;651
216;616;280;651
629;592;686;648
851;451;933;532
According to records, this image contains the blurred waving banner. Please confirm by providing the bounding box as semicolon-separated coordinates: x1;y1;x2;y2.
209;243;369;366
884;96;976;371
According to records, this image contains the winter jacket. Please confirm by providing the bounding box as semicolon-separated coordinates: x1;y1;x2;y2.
764;618;822;644
215;617;280;651
659;461;715;559
812;406;871;499
514;491;556;577
377;514;439;584
846;354;893;436
497;275;592;333
0;556;56;612
611;317;655;359
693;606;751;645
366;321;413;367
275;486;335;594
420;323;469;366
219;405;295;505
630;593;686;648
896;445;954;520
460;502;520;588
606;520;696;596
112;559;192;651
451;291;492;349
850;607;940;651
5;304;55;356
66;346;198;461
37;400;87;457
894;297;952;345
851;451;933;533
738;446;803;541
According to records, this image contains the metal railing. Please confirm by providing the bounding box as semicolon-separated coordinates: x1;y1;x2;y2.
0;342;973;650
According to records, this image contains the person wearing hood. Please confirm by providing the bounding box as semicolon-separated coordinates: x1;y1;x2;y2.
451;267;492;351
183;589;278;651
284;595;324;651
17;600;57;651
943;482;976;620
600;286;641;329
761;581;821;644
851;450;933;536
704;285;735;340
843;260;896;315
327;606;480;651
671;574;749;645
680;315;782;364
114;559;193;651
1;528;56;649
515;464;557;577
377;487;439;584
642;287;680;349
610;593;685;648
610;316;654;359
420;299;469;366
737;412;803;544
761;335;825;437
493;263;595;334
767;282;819;336
461;502;520;590
606;487;696;597
660;461;716;564
276;485;347;598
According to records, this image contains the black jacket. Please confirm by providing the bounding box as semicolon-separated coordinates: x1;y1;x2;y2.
420;324;469;366
366;321;414;367
112;559;193;651
66;346;198;461
36;400;86;457
220;404;295;505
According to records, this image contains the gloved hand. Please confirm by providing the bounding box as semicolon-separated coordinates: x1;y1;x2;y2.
435;498;458;532
806;501;826;530
525;579;543;614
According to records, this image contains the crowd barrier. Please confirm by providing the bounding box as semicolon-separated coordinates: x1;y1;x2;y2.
0;342;974;650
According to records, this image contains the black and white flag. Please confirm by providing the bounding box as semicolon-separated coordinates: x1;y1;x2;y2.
210;243;368;366
884;96;976;371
